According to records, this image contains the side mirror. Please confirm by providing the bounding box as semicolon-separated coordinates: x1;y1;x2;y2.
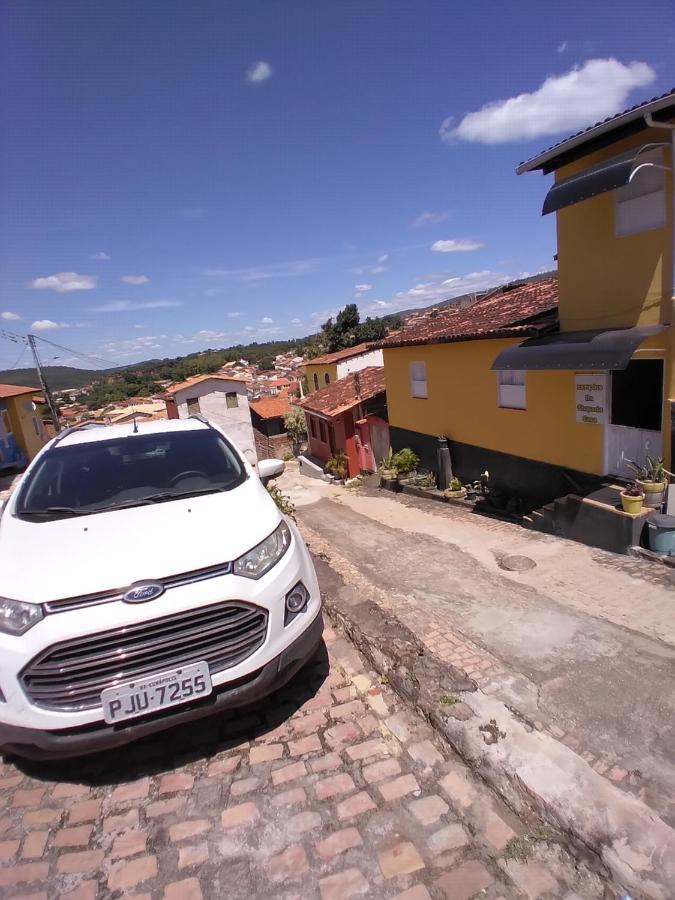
258;458;285;485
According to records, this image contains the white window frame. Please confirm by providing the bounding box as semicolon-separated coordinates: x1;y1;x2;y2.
498;370;526;410
410;361;427;399
615;149;666;238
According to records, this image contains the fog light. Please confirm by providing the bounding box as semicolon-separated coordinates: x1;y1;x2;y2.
286;582;309;613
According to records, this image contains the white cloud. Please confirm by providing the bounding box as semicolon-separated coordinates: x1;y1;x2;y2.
207;257;322;281
91;251;110;260
360;270;522;315
30;271;97;292
432;239;483;253
88;300;180;313
261;316;274;324
134;324;145;329
412;211;448;228
120;275;150;285
226;311;242;318
354;283;373;293
440;58;656;145
1;311;21;320
246;61;273;83
557;41;568;54
377;254;389;263
31;319;69;330
291;317;302;325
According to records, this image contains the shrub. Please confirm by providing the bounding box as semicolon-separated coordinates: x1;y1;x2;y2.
326;451;349;480
391;448;419;475
283;408;307;450
267;484;296;519
627;455;666;483
412;470;437;488
449;476;462;491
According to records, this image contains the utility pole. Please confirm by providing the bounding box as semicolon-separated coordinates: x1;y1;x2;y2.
27;333;61;433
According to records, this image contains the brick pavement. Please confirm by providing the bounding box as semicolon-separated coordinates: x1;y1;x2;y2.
0;624;604;899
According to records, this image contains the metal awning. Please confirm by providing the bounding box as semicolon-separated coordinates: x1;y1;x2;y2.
491;324;666;372
542;143;669;215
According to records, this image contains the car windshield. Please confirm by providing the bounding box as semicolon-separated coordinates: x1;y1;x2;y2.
15;427;247;520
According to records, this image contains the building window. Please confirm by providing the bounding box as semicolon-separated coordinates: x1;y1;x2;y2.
313;373;319;391
615;150;666;237
319;419;327;443
498;370;526;409
186;397;200;415
225;391;239;409
32;417;41;437
324;373;330;385
410;361;427;399
310;416;318;439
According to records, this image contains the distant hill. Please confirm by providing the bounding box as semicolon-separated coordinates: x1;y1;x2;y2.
0;366;104;392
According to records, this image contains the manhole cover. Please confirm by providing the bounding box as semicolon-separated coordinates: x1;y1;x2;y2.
499;554;536;572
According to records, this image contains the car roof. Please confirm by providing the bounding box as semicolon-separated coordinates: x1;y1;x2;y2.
51;418;210;448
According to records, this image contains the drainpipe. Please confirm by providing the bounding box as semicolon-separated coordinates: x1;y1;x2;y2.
644;113;675;472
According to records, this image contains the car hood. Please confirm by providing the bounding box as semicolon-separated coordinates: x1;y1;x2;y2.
0;477;281;604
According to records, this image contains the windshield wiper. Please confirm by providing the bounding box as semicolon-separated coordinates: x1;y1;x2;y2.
20;506;92;518
105;487;227;510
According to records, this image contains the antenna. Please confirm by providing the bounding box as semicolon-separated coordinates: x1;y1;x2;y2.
27;333;61;433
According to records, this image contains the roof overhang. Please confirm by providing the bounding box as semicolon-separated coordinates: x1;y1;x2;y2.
541;143;670;215
491;324;666;372
517;92;675;175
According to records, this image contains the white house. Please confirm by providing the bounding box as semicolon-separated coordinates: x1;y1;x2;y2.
164;374;257;462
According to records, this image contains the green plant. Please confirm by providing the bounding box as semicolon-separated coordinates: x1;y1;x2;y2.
449;476;462;491
282;449;295;462
622;480;643;497
391;448;419;475
412;470;437;488
326;451;349;480
439;693;460;705
627;455;666;483
266;484;296;520
379;447;395;472
283;408;308;449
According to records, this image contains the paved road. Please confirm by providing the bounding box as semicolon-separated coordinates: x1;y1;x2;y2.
281;469;675;831
0;626;601;899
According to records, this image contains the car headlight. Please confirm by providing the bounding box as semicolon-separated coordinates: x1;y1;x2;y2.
233;521;292;580
0;597;44;636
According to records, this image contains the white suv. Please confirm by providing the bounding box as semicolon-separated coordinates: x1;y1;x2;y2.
0;417;322;759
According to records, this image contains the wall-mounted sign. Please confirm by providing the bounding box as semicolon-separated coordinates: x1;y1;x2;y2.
575;374;608;425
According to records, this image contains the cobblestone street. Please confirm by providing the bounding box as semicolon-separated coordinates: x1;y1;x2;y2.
0;624;602;900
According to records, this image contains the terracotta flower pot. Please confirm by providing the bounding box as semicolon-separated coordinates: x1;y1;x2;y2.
444;488;467;500
620;491;644;514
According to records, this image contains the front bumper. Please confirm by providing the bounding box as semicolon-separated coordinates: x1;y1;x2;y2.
0;610;323;760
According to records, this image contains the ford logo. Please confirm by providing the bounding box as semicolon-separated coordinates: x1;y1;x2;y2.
123;582;165;604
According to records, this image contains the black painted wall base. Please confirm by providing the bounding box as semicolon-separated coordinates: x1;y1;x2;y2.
389;426;603;508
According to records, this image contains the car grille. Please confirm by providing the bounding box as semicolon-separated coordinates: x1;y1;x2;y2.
20;601;268;712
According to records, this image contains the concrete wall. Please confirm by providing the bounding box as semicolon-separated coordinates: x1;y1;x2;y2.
337;348;383;377
173;379;257;462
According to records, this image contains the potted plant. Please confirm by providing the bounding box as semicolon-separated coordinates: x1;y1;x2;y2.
391;448;419;479
620;481;644;514
325;451;349;482
627;456;667;509
379;447;398;479
444;476;467;500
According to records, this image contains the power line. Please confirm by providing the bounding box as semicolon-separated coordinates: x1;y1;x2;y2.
8;344;29;370
31;334;125;370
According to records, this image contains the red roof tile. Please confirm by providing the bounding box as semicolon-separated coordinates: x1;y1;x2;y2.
250;394;294;420
376;275;558;349
0;383;40;399
165;373;248;394
304;341;374;367
298;367;385;418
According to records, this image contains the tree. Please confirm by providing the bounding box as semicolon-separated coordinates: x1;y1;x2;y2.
283;408;308;453
321;302;361;353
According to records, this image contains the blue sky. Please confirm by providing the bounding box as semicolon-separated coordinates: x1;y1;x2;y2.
1;0;673;370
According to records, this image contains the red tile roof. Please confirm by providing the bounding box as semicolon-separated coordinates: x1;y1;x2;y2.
0;383;40;400
304;341;374;367
165;373;248;394
377;275;558;349
517;88;675;174
298;367;385;418
250;394;294;420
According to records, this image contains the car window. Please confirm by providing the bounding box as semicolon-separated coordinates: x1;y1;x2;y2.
15;428;247;519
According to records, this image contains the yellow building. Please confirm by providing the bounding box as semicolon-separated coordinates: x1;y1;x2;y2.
0;384;48;470
303;342;384;394
381;89;675;536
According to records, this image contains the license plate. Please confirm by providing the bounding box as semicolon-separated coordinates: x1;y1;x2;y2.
101;661;212;724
